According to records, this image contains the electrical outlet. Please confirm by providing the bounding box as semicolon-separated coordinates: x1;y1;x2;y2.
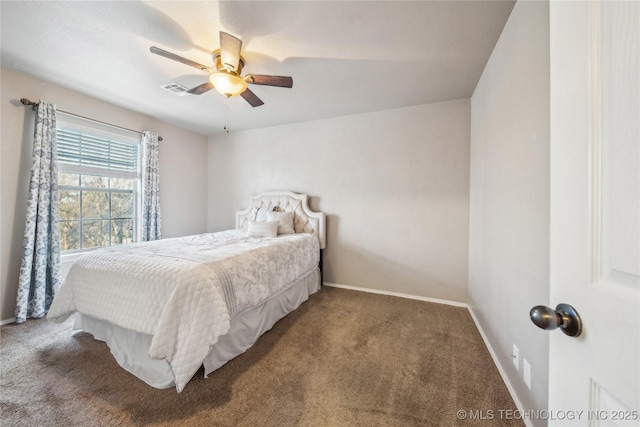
512;344;519;370
523;358;531;389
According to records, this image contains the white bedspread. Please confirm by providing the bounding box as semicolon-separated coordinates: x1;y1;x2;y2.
47;230;319;392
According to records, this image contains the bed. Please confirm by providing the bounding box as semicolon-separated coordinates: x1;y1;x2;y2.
47;191;326;392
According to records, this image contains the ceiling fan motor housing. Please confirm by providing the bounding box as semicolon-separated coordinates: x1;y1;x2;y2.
212;49;245;74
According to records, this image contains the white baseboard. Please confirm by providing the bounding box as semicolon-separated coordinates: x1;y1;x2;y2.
1;317;16;326
467;306;533;427
322;282;468;308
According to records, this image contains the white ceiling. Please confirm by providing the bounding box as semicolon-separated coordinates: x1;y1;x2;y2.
1;1;514;137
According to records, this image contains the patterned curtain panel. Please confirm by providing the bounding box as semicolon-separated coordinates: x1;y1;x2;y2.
141;131;161;241
15;101;61;323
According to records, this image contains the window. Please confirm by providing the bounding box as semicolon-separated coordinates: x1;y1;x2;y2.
56;117;141;253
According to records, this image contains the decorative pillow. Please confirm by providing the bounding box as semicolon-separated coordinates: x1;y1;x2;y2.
246;220;278;238
267;210;295;235
254;204;278;222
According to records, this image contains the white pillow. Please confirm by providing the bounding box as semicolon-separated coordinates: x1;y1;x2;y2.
253;204;277;222
246;220;278;238
267;210;295;235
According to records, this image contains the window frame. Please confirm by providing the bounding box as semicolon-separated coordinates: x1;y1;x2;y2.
56;114;142;256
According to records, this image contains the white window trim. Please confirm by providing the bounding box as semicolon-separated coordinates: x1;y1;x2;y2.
57;116;143;255
58;163;138;180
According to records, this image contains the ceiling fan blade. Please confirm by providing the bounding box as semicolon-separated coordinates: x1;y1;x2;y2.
246;75;293;88
150;46;211;72
187;82;214;95
240;88;264;107
219;31;243;71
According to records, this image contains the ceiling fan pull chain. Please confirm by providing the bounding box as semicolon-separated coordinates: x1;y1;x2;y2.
224;98;230;133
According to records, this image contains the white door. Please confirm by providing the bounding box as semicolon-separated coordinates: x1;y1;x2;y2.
548;0;639;425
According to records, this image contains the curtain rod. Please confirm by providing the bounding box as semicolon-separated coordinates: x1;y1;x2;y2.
19;98;163;142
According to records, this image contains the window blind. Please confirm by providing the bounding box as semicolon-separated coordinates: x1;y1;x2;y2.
57;128;138;172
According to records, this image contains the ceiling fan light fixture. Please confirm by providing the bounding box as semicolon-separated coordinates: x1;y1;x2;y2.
209;70;247;98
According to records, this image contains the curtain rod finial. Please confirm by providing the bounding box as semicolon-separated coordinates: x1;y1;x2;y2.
20;98;38;108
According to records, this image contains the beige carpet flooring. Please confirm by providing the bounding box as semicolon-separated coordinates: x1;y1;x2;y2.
1;287;523;426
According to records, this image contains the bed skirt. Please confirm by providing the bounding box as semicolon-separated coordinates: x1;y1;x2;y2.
74;267;321;389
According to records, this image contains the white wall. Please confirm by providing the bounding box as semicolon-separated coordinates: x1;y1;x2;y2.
469;0;549;422
208;99;470;303
0;67;209;322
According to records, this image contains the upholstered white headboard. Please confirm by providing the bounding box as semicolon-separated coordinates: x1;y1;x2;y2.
236;191;326;249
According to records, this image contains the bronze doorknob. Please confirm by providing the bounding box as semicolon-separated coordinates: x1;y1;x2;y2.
530;303;582;337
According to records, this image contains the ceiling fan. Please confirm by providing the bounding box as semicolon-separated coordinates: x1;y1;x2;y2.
150;31;293;107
